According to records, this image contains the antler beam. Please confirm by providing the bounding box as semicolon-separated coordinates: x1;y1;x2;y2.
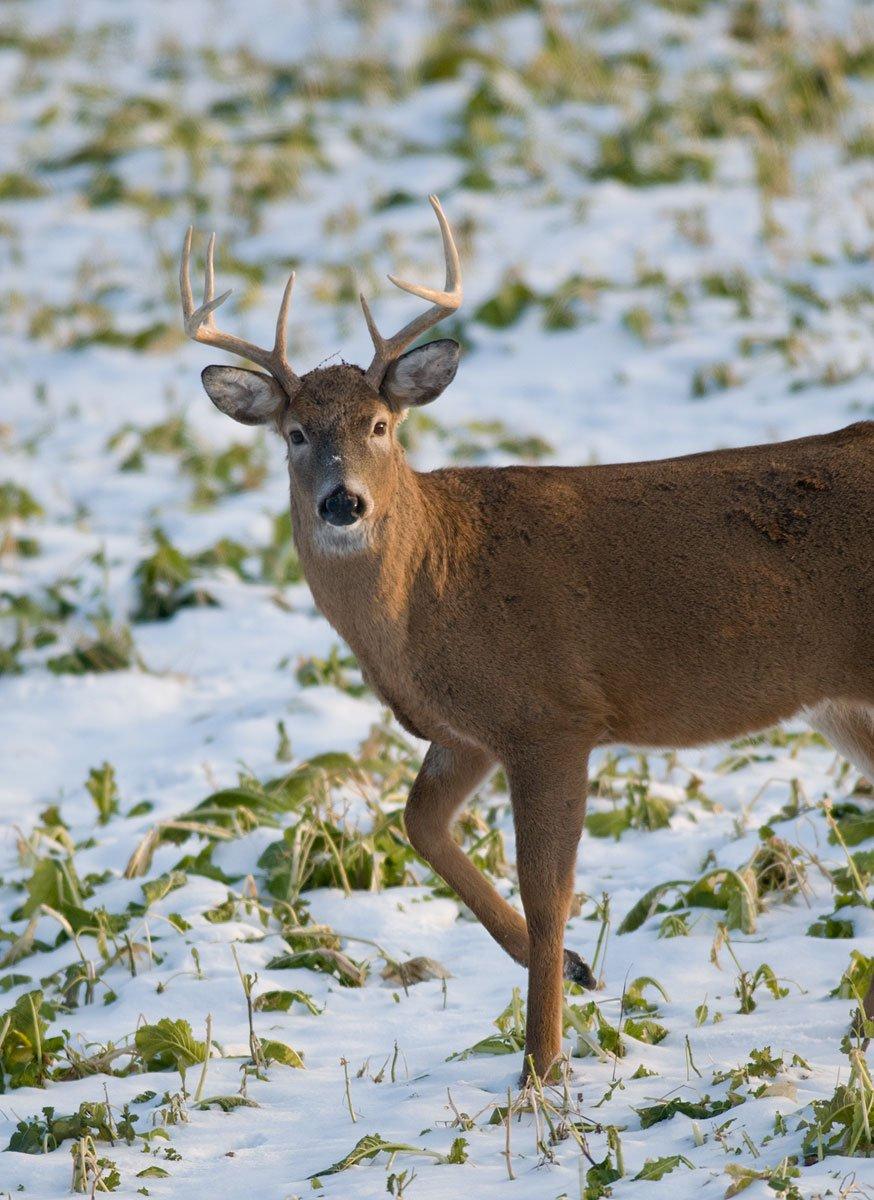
180;229;301;398
361;194;463;388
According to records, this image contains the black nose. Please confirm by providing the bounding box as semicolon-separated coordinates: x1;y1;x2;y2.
319;486;366;527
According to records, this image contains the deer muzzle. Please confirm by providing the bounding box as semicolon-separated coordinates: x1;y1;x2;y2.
318;485;369;527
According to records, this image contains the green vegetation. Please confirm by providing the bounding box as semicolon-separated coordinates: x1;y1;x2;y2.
2;0;873;1193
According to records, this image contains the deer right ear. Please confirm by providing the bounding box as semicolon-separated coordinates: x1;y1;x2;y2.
379;339;460;410
201;365;287;426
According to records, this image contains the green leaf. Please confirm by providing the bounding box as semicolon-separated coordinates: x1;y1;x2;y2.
584;1154;621;1199
830;950;874;1001
829;812;874;847
85;762;121;825
6;1099;136;1153
193;1095;259;1112
618;879;689;933
136;1167;170;1178
141;871;187;907
19;857;85;918
300;752;361;777
619;868;758;935
134;1018;206;1080
633;1154;693;1181
724;1159;800;1197
686;868;758;934
586;809;631;839
203;896;236;924
447;1032;524;1060
0;973;31;993
133;530;218;622
0;989;64;1090
253;989;322;1015
635;1093;743;1128
799;1080;874;1157
624;975;671;1013
0;482;43;520
473;274;537;329
266;948;366;988
259;1039;304;1069
309;1133;392;1177
446;1137;468;1164
833;849;874;893
623;1016;668;1045
808;914;855;939
307;1132;463;1179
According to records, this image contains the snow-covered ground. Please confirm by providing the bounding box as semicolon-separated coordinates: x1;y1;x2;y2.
2;1;874;1196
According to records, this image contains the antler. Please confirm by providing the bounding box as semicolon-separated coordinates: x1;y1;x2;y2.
360;194;463;389
180;228;301;397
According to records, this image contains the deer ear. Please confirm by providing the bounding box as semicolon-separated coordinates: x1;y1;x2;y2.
379;339;460;409
201;365;287;425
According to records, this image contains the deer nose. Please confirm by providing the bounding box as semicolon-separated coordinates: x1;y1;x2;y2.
319;485;367;527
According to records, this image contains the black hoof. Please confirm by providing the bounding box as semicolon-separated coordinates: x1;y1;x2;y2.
563;949;597;988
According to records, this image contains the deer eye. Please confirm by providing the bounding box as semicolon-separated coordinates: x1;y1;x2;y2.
289;429;306;446
372;421;388;437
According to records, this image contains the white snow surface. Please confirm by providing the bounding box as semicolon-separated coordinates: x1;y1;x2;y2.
1;0;873;1197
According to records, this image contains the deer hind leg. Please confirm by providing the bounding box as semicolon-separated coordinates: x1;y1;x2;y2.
507;741;591;1081
806;699;874;1026
405;742;596;987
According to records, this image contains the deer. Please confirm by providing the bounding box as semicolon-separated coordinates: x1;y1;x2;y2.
181;196;874;1080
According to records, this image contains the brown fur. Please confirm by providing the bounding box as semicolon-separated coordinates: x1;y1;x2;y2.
213;358;874;1078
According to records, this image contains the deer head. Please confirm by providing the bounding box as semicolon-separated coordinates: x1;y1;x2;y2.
181;196;462;549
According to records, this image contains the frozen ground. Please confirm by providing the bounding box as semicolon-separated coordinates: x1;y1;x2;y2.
1;1;874;1196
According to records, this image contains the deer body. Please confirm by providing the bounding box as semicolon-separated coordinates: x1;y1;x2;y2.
182;199;874;1081
300;424;874;754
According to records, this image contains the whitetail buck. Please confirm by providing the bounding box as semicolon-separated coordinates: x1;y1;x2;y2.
182;197;874;1079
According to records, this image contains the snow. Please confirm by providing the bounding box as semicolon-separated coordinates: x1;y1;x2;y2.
1;0;874;1196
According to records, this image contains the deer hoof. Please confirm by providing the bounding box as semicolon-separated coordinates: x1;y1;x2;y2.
563;949;596;988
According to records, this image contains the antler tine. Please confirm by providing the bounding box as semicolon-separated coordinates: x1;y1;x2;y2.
179;229;301;397
362;194;463;388
275;271;295;359
204;232;217;304
386;195;461;306
180;226;195;319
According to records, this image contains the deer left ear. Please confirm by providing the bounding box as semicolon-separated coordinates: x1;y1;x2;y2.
379;339;460;409
201;365;287;425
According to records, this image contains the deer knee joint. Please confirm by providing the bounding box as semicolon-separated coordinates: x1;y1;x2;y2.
404;797;443;859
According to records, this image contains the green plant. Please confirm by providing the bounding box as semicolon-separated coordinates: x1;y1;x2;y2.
734;961;790;1014
0;482;43;520
70;1135;121;1193
7;1100;138;1153
134;1019;207;1088
635;1091;743;1128
84;762;120;824
586;782;674;839
0;990;65;1089
132;530;218;622
46;623;139;675
308;1132;468;1179
473;272;537;328
724;1158;801;1198
448;987;526;1059
619;866;758;934
294;646;367;696
799;1049;874;1160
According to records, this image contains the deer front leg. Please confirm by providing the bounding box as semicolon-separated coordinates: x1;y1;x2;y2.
405;741;596;987
507;741;590;1081
405;742;529;964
